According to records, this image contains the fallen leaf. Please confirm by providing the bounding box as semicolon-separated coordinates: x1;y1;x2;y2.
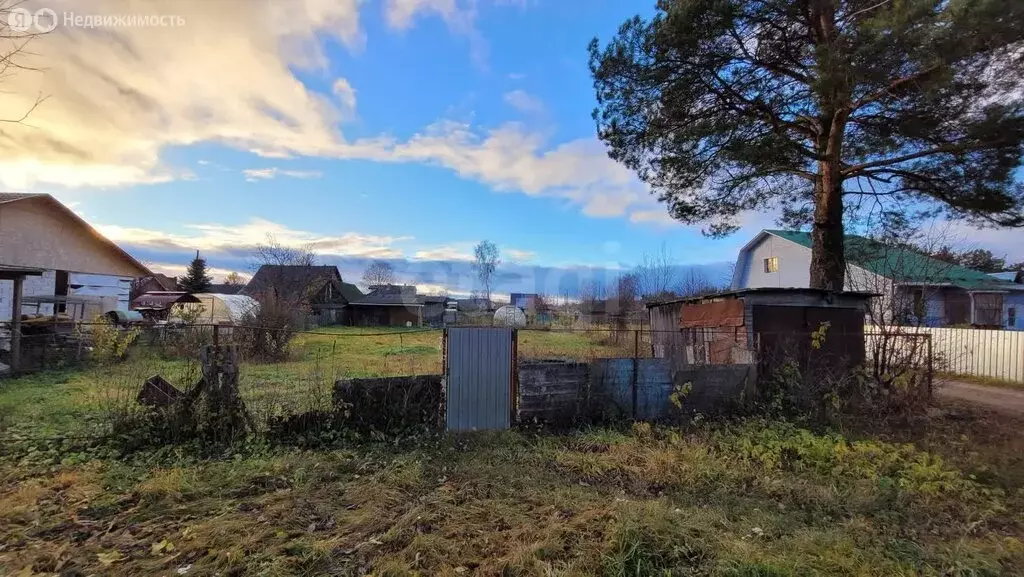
97;550;125;565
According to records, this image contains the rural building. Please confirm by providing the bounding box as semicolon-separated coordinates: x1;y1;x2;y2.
349;285;424;326
132;274;177;297
732;229;1024;330
647;288;875;385
0;192;151;322
419;295;450;326
243;265;362;326
131;291;202;320
510;293;539;311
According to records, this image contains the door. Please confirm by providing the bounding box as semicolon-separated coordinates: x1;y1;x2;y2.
445;327;514;431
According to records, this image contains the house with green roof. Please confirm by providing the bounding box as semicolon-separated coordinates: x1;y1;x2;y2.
731;230;1024;330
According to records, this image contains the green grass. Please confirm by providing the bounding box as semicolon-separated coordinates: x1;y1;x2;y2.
2;414;1023;576
2;328;1024;575
0;327;643;438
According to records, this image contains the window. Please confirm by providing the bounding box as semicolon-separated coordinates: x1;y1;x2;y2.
763;257;779;273
972;293;1003;327
1009;307;1017;327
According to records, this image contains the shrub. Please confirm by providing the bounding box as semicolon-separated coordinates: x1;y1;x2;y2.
86;317;140;364
235;292;297;362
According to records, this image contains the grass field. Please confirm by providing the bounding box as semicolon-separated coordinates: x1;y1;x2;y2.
2;327;1023;575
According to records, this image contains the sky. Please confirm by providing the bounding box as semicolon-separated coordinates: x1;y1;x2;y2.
0;0;1020;298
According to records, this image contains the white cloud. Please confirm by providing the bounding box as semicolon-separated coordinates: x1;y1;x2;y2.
146;262;249;284
332;78;357;116
413;244;476;261
0;0;666;228
504;248;535;262
350;120;657;221
97;218;411;259
384;0;488;66
629;209;680;227
507;72;526;80
242;167;323;182
503;89;545;114
0;0;362;188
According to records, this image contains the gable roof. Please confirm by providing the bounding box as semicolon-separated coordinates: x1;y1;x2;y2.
0;192;150;276
764;230;1022;291
242;265;362;303
350;285;422;307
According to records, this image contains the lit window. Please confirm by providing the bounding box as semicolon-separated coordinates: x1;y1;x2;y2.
764;257;779;273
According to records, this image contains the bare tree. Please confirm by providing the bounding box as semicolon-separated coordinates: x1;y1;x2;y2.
635;243;680;300
224;271;245;286
361;261;395;288
579;279;607;315
0;1;49;125
472;240;500;303
676;269;718;298
251;233;316;269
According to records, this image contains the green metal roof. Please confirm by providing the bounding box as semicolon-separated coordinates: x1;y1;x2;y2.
765;230;1021;291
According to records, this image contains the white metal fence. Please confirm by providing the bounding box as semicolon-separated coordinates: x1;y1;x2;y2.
867;325;1024;383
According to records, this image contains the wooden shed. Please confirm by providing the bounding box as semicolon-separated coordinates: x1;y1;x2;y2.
647;288;876;378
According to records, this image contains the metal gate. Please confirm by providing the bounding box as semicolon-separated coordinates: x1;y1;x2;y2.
445;327;514;431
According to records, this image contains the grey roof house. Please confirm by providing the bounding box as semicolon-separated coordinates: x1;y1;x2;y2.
243;265;362;326
349;285;424;326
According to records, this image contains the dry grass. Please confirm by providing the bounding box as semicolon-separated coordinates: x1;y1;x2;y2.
3;329;1024;575
2;404;1023;576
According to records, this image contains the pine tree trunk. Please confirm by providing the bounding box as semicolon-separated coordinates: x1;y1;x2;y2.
808;0;849;291
810;165;845;290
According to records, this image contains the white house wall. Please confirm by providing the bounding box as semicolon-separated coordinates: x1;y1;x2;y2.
737;234;812;288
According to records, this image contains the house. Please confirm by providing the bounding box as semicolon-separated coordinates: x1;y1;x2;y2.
457;297;493;312
732;229;1024;330
132;273;178;297
510;293;539;311
242;265;362;326
0;192;151;322
349;285;424;326
419;295;449;327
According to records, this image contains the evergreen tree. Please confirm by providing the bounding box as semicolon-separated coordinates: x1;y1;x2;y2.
180;250;212;293
589;0;1024;290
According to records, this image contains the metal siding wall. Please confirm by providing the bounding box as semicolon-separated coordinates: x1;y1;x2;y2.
446;328;512;431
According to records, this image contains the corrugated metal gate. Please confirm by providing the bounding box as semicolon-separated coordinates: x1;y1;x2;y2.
445;327;514;431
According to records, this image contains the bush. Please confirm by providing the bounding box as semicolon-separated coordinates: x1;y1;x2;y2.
236;292;298;362
86;317;140;364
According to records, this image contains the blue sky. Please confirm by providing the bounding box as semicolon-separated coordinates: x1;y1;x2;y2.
3;0;1019;297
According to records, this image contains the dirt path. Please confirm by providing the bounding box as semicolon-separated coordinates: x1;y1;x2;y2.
935;379;1024;415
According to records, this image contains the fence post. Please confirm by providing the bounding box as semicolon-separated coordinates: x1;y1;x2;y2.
631;329;639;420
926;334;933;397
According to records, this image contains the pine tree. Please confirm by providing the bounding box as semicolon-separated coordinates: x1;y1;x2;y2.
180;250;212;293
589;0;1024;290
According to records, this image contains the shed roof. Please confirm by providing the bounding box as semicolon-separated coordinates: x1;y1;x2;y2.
765;230;1023;291
131;291;202;310
350;293;424;307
